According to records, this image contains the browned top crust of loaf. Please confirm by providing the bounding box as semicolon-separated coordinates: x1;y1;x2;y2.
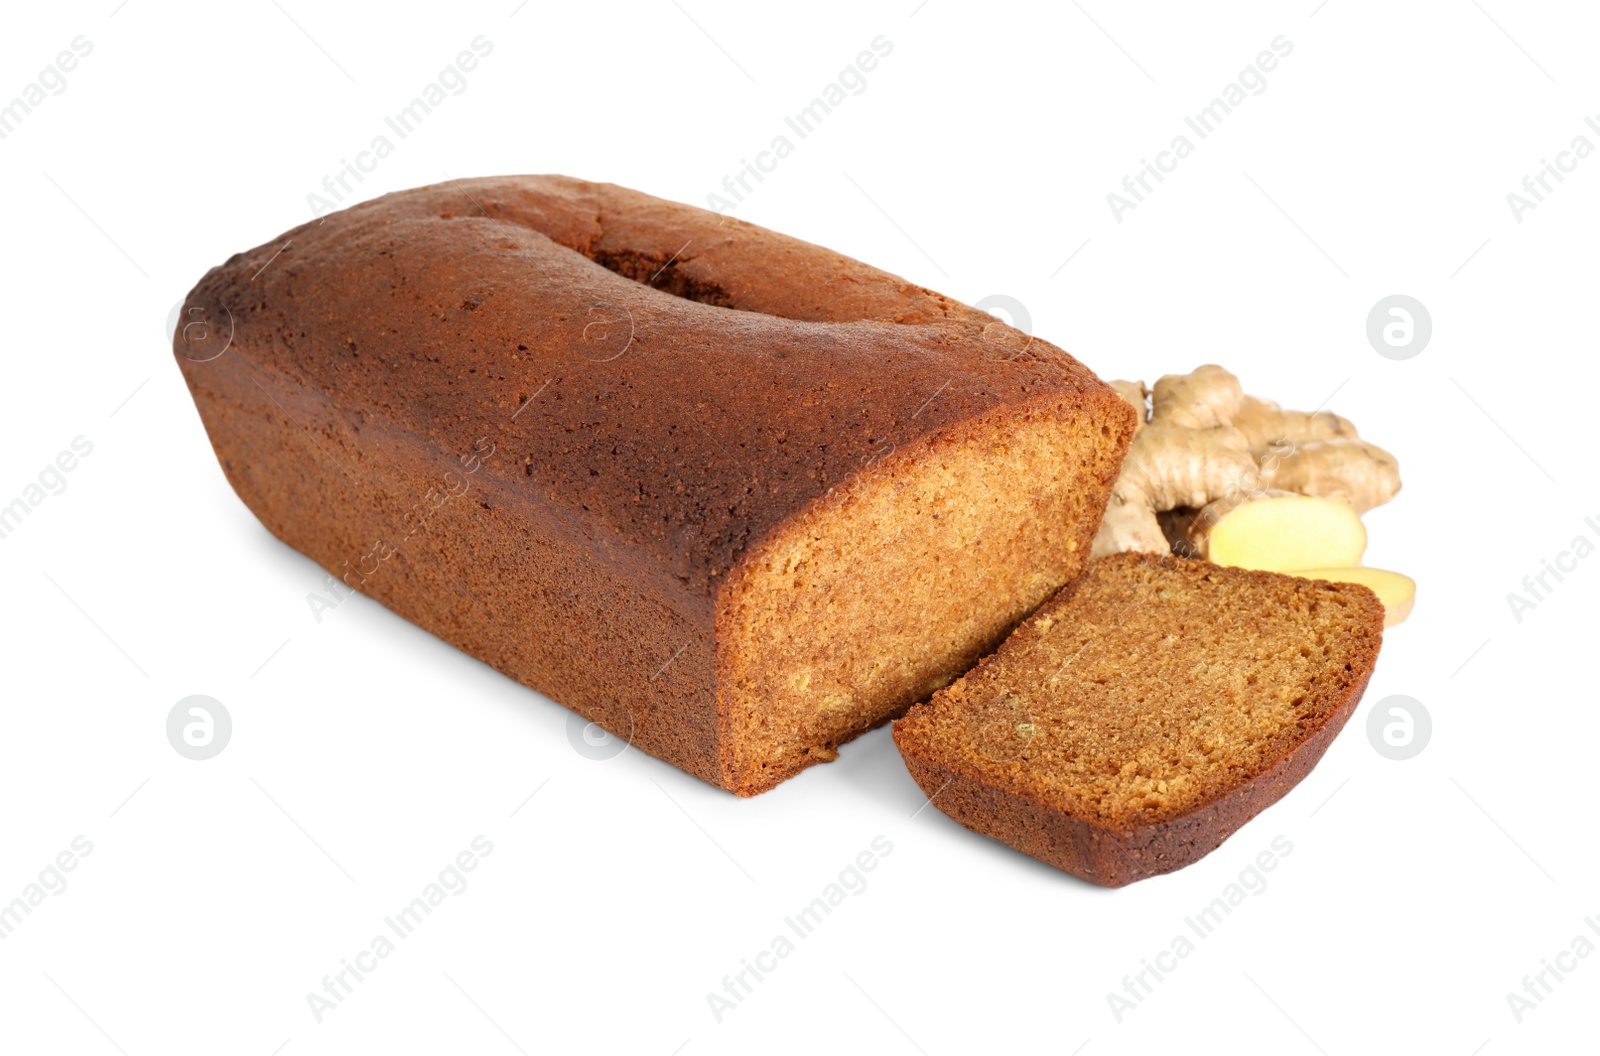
894;553;1384;878
181;175;1127;618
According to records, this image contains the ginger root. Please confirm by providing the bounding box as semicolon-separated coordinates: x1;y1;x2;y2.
1231;397;1356;450
1092;365;1401;557
1094;423;1260;555
1270;439;1401;513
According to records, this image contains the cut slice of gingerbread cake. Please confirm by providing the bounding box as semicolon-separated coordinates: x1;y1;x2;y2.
892;552;1384;886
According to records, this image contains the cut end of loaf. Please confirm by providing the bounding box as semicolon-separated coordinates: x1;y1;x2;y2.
717;394;1135;796
893;552;1384;884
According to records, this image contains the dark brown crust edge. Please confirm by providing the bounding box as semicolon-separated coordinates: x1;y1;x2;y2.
892;564;1385;886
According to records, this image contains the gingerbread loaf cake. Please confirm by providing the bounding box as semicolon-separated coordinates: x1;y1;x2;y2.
893;553;1384;883
173;175;1135;795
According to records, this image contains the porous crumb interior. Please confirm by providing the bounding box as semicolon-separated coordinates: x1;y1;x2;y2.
719;406;1125;794
899;555;1381;826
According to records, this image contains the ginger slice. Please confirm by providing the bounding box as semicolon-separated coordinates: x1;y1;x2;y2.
1190;493;1367;572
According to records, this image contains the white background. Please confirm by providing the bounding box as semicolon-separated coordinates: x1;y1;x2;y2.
1;1;1595;1052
